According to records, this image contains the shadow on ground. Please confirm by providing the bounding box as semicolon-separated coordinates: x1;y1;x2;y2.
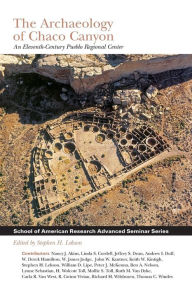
0;66;192;125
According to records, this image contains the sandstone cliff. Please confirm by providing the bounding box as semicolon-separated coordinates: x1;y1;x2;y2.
0;54;192;94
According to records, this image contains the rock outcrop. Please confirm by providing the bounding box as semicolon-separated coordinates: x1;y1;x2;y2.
1;54;192;94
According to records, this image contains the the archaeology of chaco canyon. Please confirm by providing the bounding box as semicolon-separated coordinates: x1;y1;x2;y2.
0;54;192;226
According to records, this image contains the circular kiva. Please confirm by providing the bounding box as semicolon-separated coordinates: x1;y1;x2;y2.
120;127;126;133
131;139;137;145
128;145;134;150
45;150;53;158
131;150;138;157
55;142;62;151
93;126;99;133
95;134;105;143
138;144;147;152
146;137;157;147
120;139;127;145
102;124;109;130
64;142;76;154
107;132;114;139
64;132;73;140
84;125;90;132
126;133;133;140
88;160;101;175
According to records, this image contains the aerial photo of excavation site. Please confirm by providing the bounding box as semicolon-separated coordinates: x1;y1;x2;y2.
0;54;192;226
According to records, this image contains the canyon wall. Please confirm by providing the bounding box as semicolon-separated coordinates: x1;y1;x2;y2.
0;54;192;93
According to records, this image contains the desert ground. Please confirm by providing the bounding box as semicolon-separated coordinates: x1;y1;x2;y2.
0;54;191;226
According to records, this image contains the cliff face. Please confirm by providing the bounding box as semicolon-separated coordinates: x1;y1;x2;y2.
1;54;192;93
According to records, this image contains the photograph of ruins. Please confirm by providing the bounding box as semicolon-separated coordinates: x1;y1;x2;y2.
0;54;192;226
